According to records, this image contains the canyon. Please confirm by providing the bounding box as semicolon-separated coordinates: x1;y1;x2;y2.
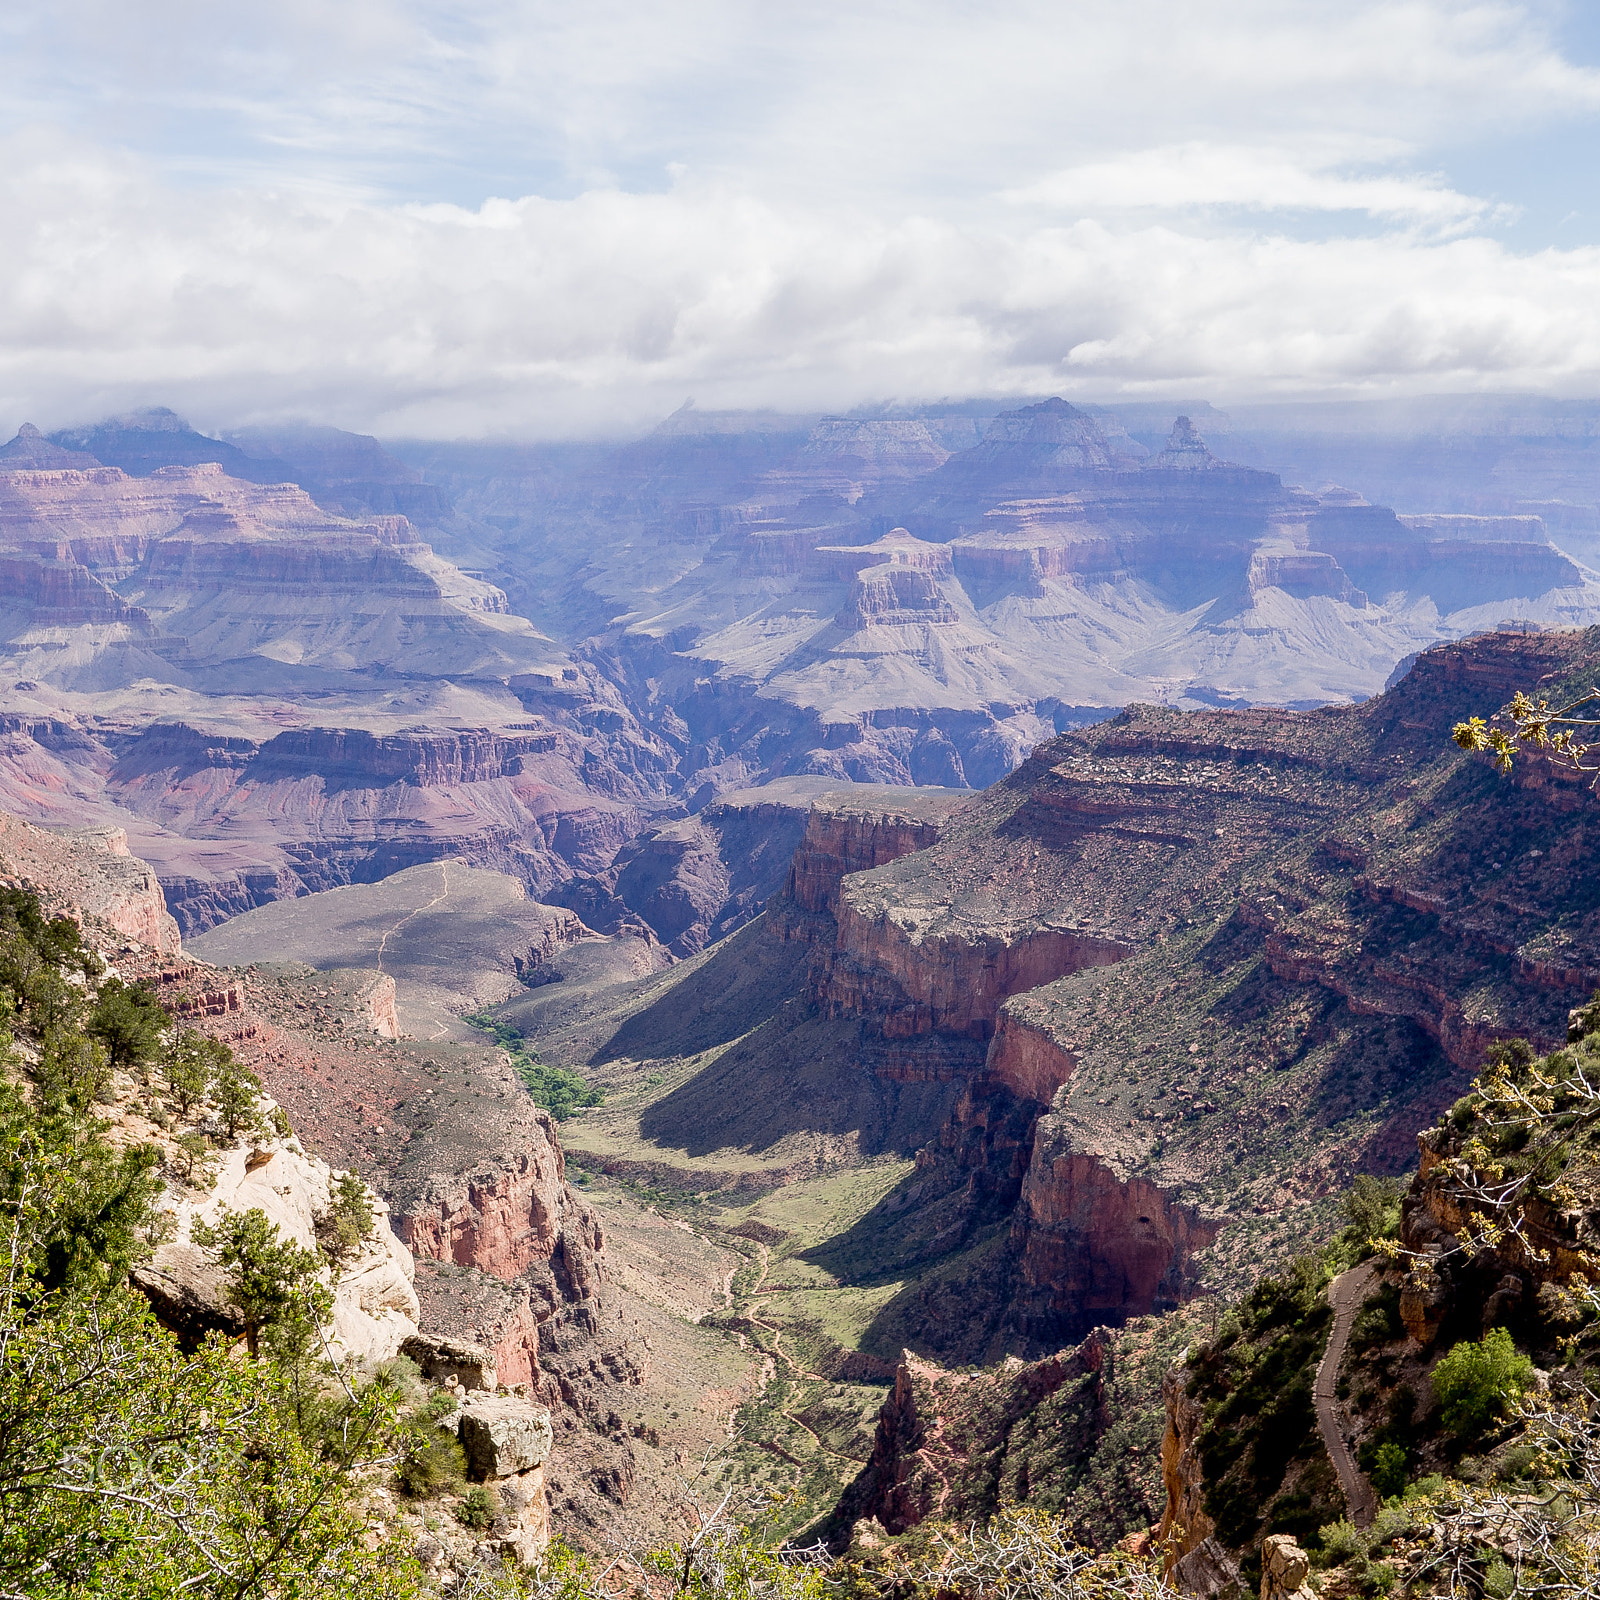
443;623;1600;1539
10;393;1600;1558
5;397;1599;956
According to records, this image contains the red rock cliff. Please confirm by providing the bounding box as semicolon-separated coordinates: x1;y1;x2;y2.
822;902;1129;1041
1010;1124;1219;1339
780;787;968;919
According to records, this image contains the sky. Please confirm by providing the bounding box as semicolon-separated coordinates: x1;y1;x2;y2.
5;1;1600;437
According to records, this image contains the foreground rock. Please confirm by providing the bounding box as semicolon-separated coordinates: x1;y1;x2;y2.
825;1312;1198;1550
456;1394;555;1563
136;1138;419;1361
0;810;179;953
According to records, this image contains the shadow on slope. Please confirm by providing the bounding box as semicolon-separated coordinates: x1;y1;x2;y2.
638;1003;961;1160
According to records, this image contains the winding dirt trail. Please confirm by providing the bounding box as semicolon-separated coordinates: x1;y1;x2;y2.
1316;1261;1380;1528
740;1241;868;1468
374;860;456;974
372;861;463;1039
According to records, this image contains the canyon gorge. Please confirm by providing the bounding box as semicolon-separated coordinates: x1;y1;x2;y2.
8;395;1600;1562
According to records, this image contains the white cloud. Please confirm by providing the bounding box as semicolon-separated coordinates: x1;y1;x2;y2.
1007;144;1511;232
0;4;1599;432
4;134;1600;437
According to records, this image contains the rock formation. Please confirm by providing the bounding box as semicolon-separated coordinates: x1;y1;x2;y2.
0;450;676;933
569;625;1600;1375
826;1315;1192;1551
0;808;180;952
9;396;1599;964
136;1138;420;1362
1258;1536;1315;1600
455;1393;555;1562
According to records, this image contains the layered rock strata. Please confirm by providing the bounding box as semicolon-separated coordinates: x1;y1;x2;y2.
455;1394;554;1563
0;457;678;934
137;1139;419;1361
0;809;180;952
785;626;1600;1356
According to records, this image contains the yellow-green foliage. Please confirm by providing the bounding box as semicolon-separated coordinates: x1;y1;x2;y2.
1431;1328;1535;1438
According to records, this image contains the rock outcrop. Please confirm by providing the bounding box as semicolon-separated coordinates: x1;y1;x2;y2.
401;1332;500;1391
778;784;968;923
826;1315;1191;1552
1010;1136;1220;1338
1157;1359;1213;1566
0;810;181;953
138;1139;419;1361
396;1141;603;1294
1259;1535;1315;1600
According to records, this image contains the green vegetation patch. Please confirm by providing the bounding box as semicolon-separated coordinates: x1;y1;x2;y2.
464;1008;604;1119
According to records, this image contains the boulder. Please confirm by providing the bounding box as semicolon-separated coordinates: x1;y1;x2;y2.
141;1140;419;1361
401;1332;498;1392
458;1396;554;1480
1260;1535;1314;1600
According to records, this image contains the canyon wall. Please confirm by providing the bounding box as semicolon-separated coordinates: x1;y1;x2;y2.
1009;1130;1220;1339
0;809;181;952
778;786;969;921
820;906;1129;1040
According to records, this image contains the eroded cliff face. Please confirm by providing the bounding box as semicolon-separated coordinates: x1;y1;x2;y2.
0;809;181;952
821;904;1129;1040
1156;1360;1213;1565
396;1137;602;1292
986;1011;1078;1105
0;460;681;936
778;785;968;922
784;628;1600;1358
1010;1129;1219;1340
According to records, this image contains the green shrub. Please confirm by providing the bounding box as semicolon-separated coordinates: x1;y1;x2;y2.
1350;1286;1404;1352
1370;1503;1415;1546
210;1049;263;1138
1482;1557;1514;1599
1344;1175;1403;1250
34;1026;112;1113
88;979;166;1077
1371;1440;1408;1498
316;1173;375;1266
161;1028;224;1116
1494;1440;1542;1483
1316;1518;1368;1567
396;1428;466;1499
456;1484;499;1529
1432;1328;1535;1437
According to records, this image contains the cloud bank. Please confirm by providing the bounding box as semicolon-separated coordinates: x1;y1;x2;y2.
2;2;1600;435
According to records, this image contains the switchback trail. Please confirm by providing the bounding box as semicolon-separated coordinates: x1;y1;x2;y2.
1316;1261;1380;1527
740;1241;868;1468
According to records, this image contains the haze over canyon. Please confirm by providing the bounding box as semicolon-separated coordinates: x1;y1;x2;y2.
4;395;1598;944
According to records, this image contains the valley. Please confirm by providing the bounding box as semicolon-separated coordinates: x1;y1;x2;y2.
153;620;1600;1544
8;394;1600;1575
